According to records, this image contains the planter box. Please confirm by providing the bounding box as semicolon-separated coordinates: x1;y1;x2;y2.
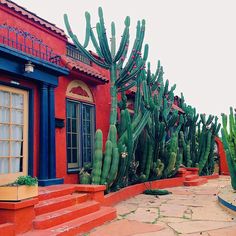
0;185;38;201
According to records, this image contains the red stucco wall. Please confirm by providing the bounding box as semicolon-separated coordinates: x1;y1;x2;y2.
0;4;112;184
55;70;111;184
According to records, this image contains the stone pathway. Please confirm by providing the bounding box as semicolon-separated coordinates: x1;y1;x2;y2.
87;176;236;236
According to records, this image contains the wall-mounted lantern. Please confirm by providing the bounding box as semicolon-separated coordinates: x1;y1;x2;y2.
24;61;34;73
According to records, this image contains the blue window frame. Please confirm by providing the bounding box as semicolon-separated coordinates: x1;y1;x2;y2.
66;99;95;171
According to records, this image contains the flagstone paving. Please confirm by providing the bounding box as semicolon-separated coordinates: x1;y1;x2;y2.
88;176;236;236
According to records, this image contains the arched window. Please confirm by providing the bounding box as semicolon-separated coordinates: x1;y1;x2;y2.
66;80;95;172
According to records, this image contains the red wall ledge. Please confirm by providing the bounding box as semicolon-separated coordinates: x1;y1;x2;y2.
204;173;219;180
103;177;185;206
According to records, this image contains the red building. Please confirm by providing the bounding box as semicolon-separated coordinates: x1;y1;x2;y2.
0;0;111;186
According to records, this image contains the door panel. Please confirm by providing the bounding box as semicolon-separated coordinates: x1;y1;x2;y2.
0;85;28;185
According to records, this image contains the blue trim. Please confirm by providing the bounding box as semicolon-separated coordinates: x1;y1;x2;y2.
28;89;34;177
0;81;34;177
0;45;69;87
38;84;49;180
218;195;236;212
48;86;56;179
0;44;69;76
38;178;64;186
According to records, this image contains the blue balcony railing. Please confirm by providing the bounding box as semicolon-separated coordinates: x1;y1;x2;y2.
0;23;61;66
66;44;91;65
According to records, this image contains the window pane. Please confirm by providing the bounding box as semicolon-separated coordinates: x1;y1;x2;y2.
66;100;80;169
0;107;10;123
81;104;94;165
10;157;21;173
0;141;9;156
71;103;77;118
0;124;10;139
67;148;71;163
72;119;77;132
72;149;77;163
0;91;10;107
72;134;77;147
10;141;22;157
12;93;23;109
67;102;71;117
0;158;9;174
11;110;23;124
67;133;71;147
67;118;71;132
11;125;23;140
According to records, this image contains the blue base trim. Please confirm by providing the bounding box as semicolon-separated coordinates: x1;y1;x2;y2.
38;178;64;186
218;195;236;212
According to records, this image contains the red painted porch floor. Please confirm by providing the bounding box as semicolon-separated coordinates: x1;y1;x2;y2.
87;176;236;236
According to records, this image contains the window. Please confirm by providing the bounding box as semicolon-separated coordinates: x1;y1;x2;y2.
0;85;28;184
66;99;94;171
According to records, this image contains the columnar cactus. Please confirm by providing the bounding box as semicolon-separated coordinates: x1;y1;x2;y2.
221;107;236;190
91;130;103;184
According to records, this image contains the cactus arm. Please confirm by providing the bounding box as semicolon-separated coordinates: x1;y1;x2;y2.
144;136;153;180
116;59;144;87
89;28;103;57
118;80;137;92
132;110;151;141
98;7;112;63
83;12;91;48
107;147;120;186
96;23;112;64
198;131;212;174
91;130;103;184
100;140;112;185
64;14;109;69
110;64;118;125
111;22;116;59
116;44;149;87
114;17;130;62
150;60;161;84
120;20;144;78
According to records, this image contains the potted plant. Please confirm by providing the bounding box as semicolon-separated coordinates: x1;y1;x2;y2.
0;176;38;201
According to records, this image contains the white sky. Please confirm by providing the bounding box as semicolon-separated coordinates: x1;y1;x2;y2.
13;0;236;119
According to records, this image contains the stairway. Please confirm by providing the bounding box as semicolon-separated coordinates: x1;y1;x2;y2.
178;167;208;186
0;223;15;236
19;185;116;236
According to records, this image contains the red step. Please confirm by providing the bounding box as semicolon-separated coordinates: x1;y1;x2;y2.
0;223;14;236
21;206;116;236
184;177;208;186
33;200;100;229
38;185;76;201
186;167;199;175
185;174;199;181
35;193;88;216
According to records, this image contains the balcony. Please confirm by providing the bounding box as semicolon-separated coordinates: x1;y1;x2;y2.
0;23;61;66
66;43;91;65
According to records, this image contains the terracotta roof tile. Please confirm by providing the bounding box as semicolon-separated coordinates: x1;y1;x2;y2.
61;56;108;83
0;0;66;37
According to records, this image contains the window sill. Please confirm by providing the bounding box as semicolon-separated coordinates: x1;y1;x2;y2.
67;168;79;174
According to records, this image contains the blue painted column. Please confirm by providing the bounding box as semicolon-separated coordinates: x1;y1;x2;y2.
38;83;49;181
48;86;56;179
38;84;64;186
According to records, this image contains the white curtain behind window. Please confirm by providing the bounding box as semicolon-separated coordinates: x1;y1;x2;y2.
0;92;23;174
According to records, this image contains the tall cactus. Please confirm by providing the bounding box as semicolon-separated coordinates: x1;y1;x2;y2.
91;130;103;184
221;108;236;190
64;7;148;128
